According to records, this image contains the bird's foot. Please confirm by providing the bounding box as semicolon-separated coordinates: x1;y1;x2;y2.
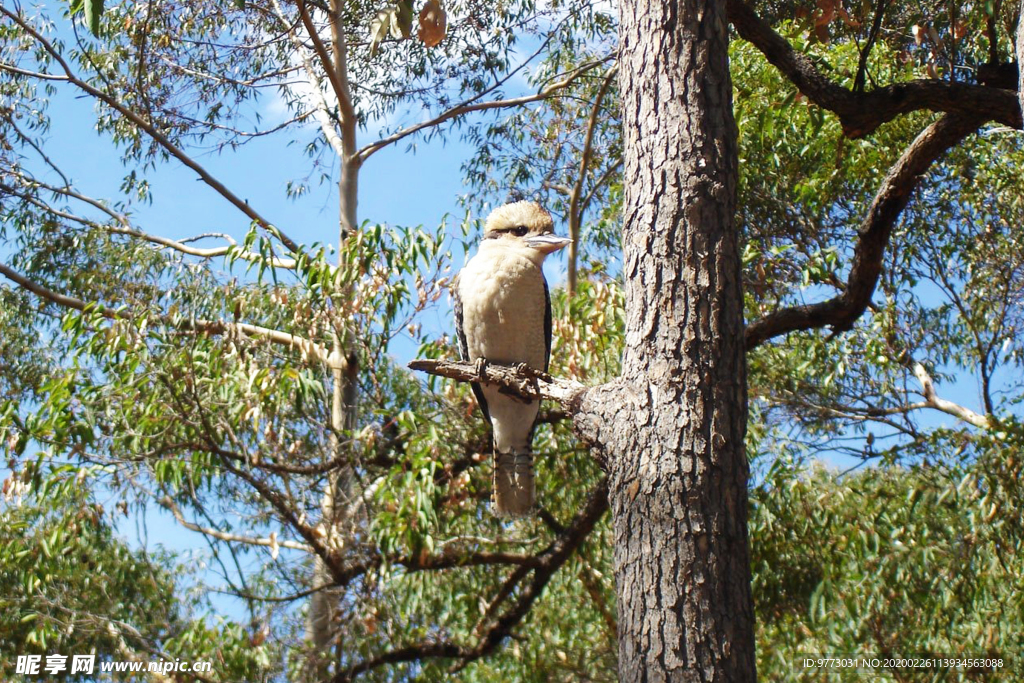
474;357;488;378
513;363;551;383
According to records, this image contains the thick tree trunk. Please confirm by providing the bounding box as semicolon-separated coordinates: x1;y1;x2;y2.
590;0;756;679
1018;0;1024;117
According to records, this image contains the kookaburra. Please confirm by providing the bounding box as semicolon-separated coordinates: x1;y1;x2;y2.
454;201;571;516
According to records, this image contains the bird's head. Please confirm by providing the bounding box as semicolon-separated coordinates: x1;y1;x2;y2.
482;201;572;263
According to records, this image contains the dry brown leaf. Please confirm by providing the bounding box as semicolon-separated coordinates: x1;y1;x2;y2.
912;24;925;46
418;0;447;48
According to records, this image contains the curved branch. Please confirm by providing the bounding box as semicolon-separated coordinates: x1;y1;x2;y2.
726;0;1022;137
356;56;614;164
5;115;71;187
1;179;297;268
745;113;983;349
912;363;993;429
332;478;609;683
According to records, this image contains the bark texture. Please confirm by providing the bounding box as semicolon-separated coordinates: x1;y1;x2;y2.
1018;1;1024;118
602;0;756;680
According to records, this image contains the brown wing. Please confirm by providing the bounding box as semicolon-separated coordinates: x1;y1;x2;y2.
543;276;552;372
453;284;490;422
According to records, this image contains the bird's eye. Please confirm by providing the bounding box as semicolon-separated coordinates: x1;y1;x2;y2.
511;226;528;237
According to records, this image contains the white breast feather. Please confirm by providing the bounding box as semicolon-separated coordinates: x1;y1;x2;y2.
458;250;547;453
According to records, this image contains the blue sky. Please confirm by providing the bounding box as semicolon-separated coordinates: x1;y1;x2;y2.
6;7;572;618
5;0;1016;636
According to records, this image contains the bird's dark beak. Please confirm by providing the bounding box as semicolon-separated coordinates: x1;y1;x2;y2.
524;234;572;254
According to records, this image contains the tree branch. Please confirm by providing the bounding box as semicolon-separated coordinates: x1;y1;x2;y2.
327;0;357;157
578;563;617;641
296;0;355;134
853;0;887;93
356;56;614;164
745;113;983;349
0;261;337;366
1018;0;1024;116
726;0;1022;137
216;455;341;572
1;178;298;269
567;65;618;295
158;495;314;553
5;114;71;187
912;362;993;429
269;0;347;160
579;157;623;220
407;359;586;407
0;5;304;255
988;0;1004;64
332;478;609;682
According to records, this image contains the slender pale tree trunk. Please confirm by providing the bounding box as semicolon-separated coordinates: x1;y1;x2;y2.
305;1;361;679
575;0;756;679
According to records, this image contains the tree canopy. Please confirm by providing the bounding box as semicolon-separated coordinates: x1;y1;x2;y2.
1;0;1022;681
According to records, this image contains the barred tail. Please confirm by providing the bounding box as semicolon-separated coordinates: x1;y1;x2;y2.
493;450;535;517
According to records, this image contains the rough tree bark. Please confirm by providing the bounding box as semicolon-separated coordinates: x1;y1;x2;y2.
575;0;756;679
1018;0;1024;117
410;0;1024;680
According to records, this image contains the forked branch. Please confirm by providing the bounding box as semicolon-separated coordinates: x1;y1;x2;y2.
332;478;609;683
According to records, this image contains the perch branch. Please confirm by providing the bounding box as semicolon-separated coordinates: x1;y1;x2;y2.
407;359;586;407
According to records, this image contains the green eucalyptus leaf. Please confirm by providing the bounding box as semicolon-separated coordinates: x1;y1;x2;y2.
83;0;103;35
